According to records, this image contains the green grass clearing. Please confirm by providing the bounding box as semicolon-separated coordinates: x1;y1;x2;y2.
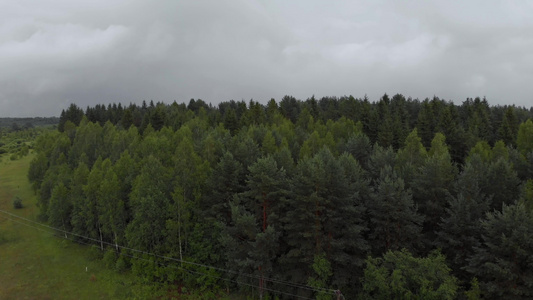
0;154;153;299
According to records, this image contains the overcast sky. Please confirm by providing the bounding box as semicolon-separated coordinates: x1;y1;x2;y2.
1;0;533;117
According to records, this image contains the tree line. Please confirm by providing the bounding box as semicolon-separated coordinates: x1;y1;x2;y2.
30;94;533;299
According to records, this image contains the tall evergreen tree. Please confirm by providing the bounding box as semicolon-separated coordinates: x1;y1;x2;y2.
366;165;423;255
413;133;456;245
467;202;533;299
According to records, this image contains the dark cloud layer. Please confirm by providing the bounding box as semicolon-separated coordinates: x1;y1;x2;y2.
1;0;532;117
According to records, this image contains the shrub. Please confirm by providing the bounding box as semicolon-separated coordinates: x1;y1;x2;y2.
102;248;117;268
13;196;23;209
87;245;104;260
115;255;129;273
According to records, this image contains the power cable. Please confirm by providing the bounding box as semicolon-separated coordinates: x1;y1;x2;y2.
0;209;337;297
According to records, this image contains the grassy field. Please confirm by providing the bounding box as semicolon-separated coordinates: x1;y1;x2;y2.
0;154;153;299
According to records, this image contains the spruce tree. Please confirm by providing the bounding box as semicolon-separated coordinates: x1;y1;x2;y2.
467;202;533;299
366;165;423;255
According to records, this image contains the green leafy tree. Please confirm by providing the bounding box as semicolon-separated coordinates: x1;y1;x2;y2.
517;119;533;155
360;249;458;300
307;253;334;300
126;156;172;252
48;182;72;232
396;129;427;188
70;162;90;237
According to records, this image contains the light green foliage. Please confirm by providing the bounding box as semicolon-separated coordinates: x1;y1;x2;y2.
520;179;533;211
428;133;449;158
397;128;427;166
300;131;322;159
491;140;509;162
262;130;277;155
308;253;333;300
360;249;458;300
467;141;492;162
464;278;481;300
517;119;533;155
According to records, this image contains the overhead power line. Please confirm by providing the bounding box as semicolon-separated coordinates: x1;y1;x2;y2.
0;209;338;298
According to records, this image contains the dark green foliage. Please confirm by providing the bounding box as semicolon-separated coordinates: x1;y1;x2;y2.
413;133;456;244
126;156;172;252
498;107;518;146
203;151;245;224
13;196;23;209
27;95;533;299
221;156;288;298
58;103;84;132
366;166;423;255
103;248;117;269
343;133;372;168
467;202;533;299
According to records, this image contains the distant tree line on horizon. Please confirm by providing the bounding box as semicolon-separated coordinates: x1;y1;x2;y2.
28;93;533;299
0;117;59;130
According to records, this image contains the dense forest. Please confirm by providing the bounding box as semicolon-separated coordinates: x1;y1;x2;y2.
29;94;533;299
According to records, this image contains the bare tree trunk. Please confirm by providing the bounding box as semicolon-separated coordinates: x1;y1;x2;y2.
98;226;104;251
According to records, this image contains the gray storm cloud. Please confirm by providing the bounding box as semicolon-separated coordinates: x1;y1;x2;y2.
1;0;532;117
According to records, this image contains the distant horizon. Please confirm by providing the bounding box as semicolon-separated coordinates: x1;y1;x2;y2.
3;92;532;119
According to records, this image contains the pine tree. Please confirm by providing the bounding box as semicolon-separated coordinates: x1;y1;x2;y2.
498;106;518;146
435;185;490;281
366;165;423;255
283;148;368;295
203;152;245;225
222;156;288;298
467;202;533;299
413;133;456;245
485;157;520;210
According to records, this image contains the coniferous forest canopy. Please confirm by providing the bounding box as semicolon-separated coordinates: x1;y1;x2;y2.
29;94;533;299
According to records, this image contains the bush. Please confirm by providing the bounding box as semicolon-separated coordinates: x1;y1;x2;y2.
13;196;23;209
103;248;117;268
87;244;104;260
115;255;129;273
